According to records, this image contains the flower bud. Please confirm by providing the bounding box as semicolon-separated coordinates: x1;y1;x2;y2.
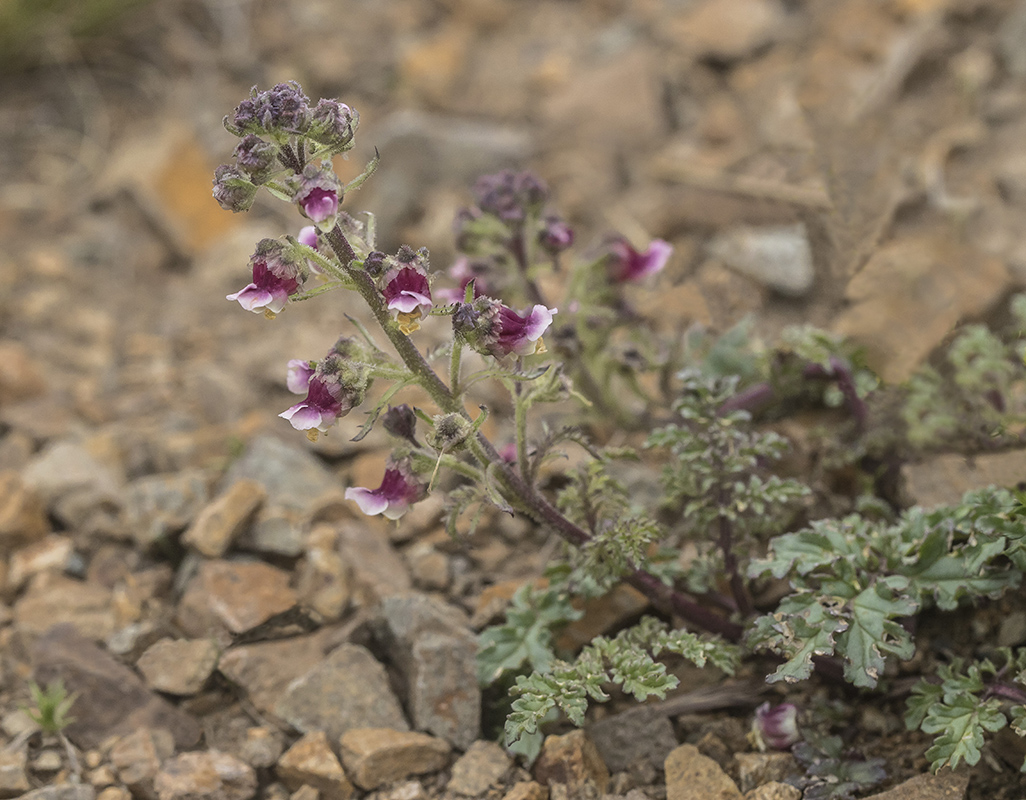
382;404;420;446
233;135;279;184
213;165;258;213
539;214;574;255
364;251;388;278
473;170;548;222
307;98;359;151
295;164;343;231
752;703;800;751
427;413;472;452
226;82;311;137
454;297;557;359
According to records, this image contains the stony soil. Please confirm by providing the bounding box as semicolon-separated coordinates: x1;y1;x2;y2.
3;1;1026;800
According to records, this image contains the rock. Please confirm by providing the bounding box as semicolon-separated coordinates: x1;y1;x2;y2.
288;787;318;800
734;753;798;794
405;541;450;592
860;769;968;800
239;727;285;770
295;523;352;622
589;709;678;772
902;450;1026;509
31;624;201;750
137;638;220;695
668;0;785;63
275;644;409;741
276;731;354;800
110;727;176;797
154;751;257;800
217;633;330;717
706;224;815;297
0;340;46;404
96;788;132;800
834;234;1010;383
337;521;412;602
743;783;800;800
447;740;511;796
374;594;480;748
16;787;95;800
32;750;64;772
0;471;49;551
337;728;451;791
664;744;742;800
15;573;116;641
533;730;610;797
0;747;30;798
223;436;342;557
21;438;124;529
502;782;549;800
556;585;650;652
999;611;1026;648
7;535;75;591
124;470;211;550
182;479;266;558
176;559;298;638
998;1;1026;78
377;781;426;800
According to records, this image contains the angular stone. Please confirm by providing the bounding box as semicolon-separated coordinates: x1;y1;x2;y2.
338;728;451;791
338;521;412;602
665;744;741;800
7;535;75;591
31;624;201;750
706;224;814;297
860;769;968;800
556;585;650;652
533;730;609;796
96;788;131;800
21;439;124;527
447;740;511;796
0;340;46;404
502;782;549;800
217;633;329;716
16;787;95;800
669;0;785;62
902;450;1026;509
183;479;266;558
743;783;800;800
374;594;479;748
137;638;220;695
124;470;211;550
177;559;297;637
0;470;49;551
276;731;354;800
0;747;30;798
589;708;678;772
295;523;352;622
275;644;408;741
734;753;798;794
15;573;116;641
110;727;176;796
154;751;257;800
239;727;284;770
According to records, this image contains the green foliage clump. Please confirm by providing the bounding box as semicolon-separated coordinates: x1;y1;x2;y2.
25;679;77;734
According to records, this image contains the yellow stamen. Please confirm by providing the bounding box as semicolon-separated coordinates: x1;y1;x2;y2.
306;429;320;442
264;309;278;320
533;337;548;355
397;310;423;335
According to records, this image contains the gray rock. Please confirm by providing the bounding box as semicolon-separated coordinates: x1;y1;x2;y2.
589;708;678;772
860;770;968;800
275;644;409;741
239;727;284;770
21;439;124;529
374;594;480;748
124;470;211;549
15;787;96;800
338;522;412;602
31;624;201;750
706;224;814;297
136;638;220;695
338;728;451;791
999;611;1026;648
15;573;116;641
447;740;511;796
110;727;176;797
154;750;257;800
0;747;30;798
182;479;265;558
217;632;330;716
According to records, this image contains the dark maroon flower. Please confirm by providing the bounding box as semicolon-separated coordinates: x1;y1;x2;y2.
454;297;557;358
539;214;574;255
384;266;433;334
607;237;672;283
227;239;305;316
345;457;426;520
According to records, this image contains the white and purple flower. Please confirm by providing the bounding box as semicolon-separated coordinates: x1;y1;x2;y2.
345;457;426;520
285;359;315;394
279;339;370;439
295;165;342;231
227;239;305;317
454;297;557;359
607;237;672;283
384;266;433;334
752;702;800;751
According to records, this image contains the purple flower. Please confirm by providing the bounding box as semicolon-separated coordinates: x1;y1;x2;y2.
308;99;359;150
345;458;426;520
298;226;319;249
454;297;557;358
212;165;257;213
227;239;305;317
384;266;433;334
295;165;342;231
753;703;800;750
435;257;488;305
227;82;310;136
607;237;672;283
286;359;314;394
473;170;548;222
279;352;368;440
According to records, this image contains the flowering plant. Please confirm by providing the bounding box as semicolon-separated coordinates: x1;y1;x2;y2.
216;84;1026;779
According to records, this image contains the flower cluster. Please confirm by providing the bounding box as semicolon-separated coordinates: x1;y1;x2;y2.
226;238;307;317
454;297;557;359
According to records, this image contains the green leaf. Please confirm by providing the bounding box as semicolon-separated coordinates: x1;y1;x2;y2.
840;581;917;688
921;694;1006;771
748;595;848;684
